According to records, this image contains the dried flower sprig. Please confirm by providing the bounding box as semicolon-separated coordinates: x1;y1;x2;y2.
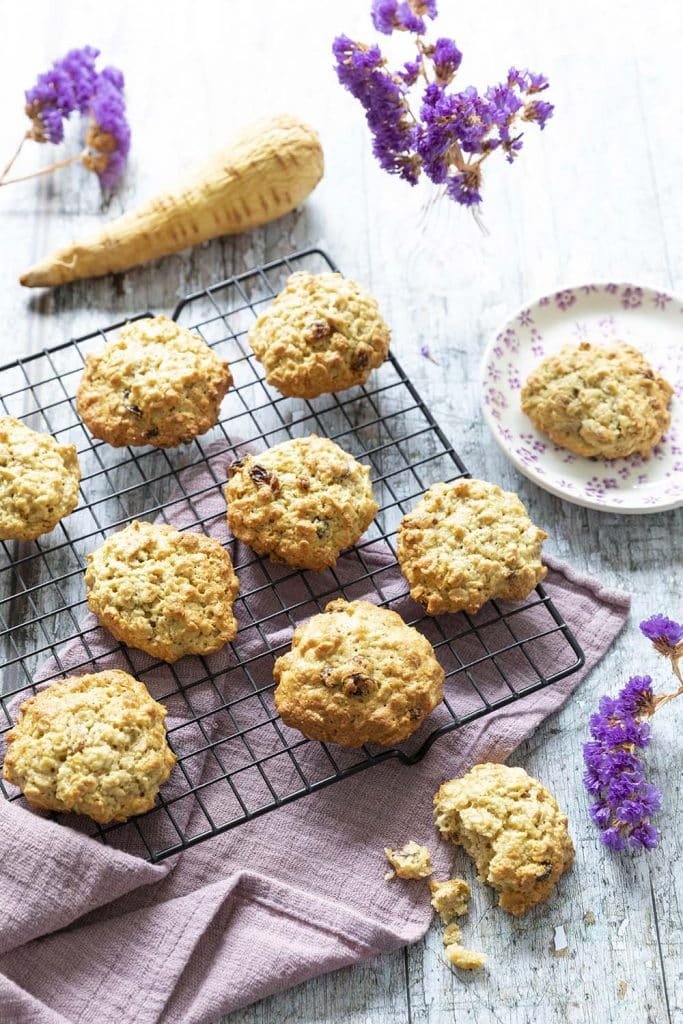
1;46;130;191
332;0;553;208
583;614;683;851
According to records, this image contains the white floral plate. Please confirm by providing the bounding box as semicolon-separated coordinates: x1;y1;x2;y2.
480;283;683;513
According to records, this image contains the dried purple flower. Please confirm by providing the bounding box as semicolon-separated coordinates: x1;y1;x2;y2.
419;343;441;365
507;68;550;94
398;58;422;86
83;66;131;189
24;46;100;144
446;168;482;206
333;6;552;208
371;0;437;35
429;38;462;84
640;613;683;652
583;674;662;851
333;35;419;183
1;46;129;192
522;99;555;130
584;615;683;853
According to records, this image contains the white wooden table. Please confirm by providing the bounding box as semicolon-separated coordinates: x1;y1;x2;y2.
1;2;681;1021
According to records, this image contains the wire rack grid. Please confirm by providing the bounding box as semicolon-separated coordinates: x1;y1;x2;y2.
0;247;585;862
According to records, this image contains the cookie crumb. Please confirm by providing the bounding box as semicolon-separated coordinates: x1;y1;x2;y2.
617;980;628;1000
442;922;462;945
384;841;433;879
429;878;471;922
583;910;596;926
444;943;487;971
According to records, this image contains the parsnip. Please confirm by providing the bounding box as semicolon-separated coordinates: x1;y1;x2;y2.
20;114;323;287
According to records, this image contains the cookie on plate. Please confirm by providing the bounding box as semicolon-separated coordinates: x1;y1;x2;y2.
0;416;80;540
225;435;377;570
77;314;232;448
248;271;391;398
397;478;547;616
85;520;239;662
520;340;673;459
434;763;575;916
273;598;444;747
2;670;175;824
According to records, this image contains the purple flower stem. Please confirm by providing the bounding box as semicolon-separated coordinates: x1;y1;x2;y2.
420;345;440;364
0;149;83;187
0;132;30;183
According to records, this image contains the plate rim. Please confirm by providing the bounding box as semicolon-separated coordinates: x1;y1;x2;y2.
479;280;683;515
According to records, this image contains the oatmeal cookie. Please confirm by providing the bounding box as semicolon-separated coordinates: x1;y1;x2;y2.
0;416;80;540
273;598;444;747
85;520;239;662
77;314;232;448
248;271;391;398
225;435;377;570
2;670;175;824
520;341;673;459
384;841;434;880
397;478;547;616
434;763;575;916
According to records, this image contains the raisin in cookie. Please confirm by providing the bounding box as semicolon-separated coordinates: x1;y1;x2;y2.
434;763;575;916
273;598;444;747
520;341;673;459
225;435;377;570
397;478;547;616
77;315;232;448
248;271;391;398
2;670;175;824
0;416;80;540
85;520;239;662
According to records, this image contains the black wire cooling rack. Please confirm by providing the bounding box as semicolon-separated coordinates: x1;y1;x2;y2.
0;247;585;862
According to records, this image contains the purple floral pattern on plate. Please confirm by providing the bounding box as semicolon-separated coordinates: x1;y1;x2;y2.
480;282;683;513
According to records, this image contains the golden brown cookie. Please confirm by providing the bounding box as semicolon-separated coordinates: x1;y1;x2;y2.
434;763;575;916
520;341;673;459
273;598;444;747
2;670;175;824
225;435;377;570
397;478;547;616
85;520;239;662
77;314;232;448
248;271;391;398
0;416;80;540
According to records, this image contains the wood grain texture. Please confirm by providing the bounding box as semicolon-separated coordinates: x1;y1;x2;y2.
0;1;681;1022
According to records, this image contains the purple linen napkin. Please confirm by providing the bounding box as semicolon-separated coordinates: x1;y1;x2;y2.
0;442;630;1024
